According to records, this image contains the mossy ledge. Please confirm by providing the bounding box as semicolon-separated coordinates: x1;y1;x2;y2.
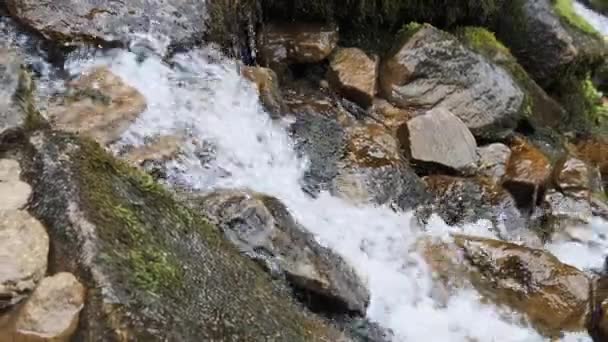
21;130;344;341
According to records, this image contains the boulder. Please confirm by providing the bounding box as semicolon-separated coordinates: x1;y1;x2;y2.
399;108;478;174
191;189;370;316
574;136;608;190
0;159;31;211
241;66;284;118
540;189;593;234
285;89;428;210
379;24;524;140
368;98;411;133
0;210;49;309
422;235;591;337
6;0;207;46
257;22;338;69
477;143;512;183
327;48;378;108
502;137;552;210
12;272;85;342
332;122;429;209
423;175;526;237
47;67;147;145
0;49;29;142
21;131;347;341
553;156;591;199
495;0;606;87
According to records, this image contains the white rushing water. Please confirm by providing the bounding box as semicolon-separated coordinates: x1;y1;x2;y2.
44;3;608;341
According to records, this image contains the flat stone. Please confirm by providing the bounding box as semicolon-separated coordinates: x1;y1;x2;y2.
400;107;478;173
14;272;85;341
0;210;49;309
47;67;146;145
328;48;378;107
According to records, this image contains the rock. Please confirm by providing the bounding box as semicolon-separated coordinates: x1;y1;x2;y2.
12;272;85;341
502;137;552;210
553;156;591;199
477;143;511;183
121;135;183;167
540;190;593;234
423;235;591;337
6;0;207;46
47;67;147;145
574;136;608;190
423;175;526;235
399;108;478;174
0;159;31;211
192;189;370;316
588;275;608;342
495;0;606;87
257;23;338;69
21;131;347;341
0;49;29;142
327;48;378;107
591;195;608;220
379;24;524;140
368;98;411;133
241;66;284;118
332;122;428;209
0;210;49;309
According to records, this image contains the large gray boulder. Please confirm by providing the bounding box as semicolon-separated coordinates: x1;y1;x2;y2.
495;0;606;87
191;189;370;316
379;24;525;140
6;0;207;46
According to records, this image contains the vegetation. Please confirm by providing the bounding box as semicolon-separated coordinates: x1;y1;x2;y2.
553;0;600;36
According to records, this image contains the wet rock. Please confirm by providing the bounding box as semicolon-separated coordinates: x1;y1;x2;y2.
0;159;31;211
540;190;592;234
241;66;284;118
121;135;183;167
0;210;49;309
327;48;378;108
574;136;608;190
495;0;606;87
502;137;552;210
591;195;608;220
424;235;591;337
0;49;29;142
257;23;338;69
368;98;411;133
47;67;146;145
332;122;428;210
193;189;370;316
21;131;347;341
553;156;591;199
379;24;524;140
477;143;511;183
6;0;207;46
12;272;85;342
423;175;525;234
400;108;478;174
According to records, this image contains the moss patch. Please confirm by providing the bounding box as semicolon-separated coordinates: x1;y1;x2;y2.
553;0;600;36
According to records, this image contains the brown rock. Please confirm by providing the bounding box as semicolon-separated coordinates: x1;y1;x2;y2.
369;98;411;133
0;210;49;309
502;137;552;209
476;143;512;183
574;136;608;189
422;235;591;337
327;48;378;107
399;107;478;173
553;156;591;199
121;135;183;167
241;66;284;117
11;273;85;342
257;23;338;69
47;67;146;145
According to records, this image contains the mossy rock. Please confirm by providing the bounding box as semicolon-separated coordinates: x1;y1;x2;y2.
456;27;567;130
20;130;346;341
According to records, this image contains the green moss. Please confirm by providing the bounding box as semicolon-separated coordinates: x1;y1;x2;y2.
553;0;600;36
